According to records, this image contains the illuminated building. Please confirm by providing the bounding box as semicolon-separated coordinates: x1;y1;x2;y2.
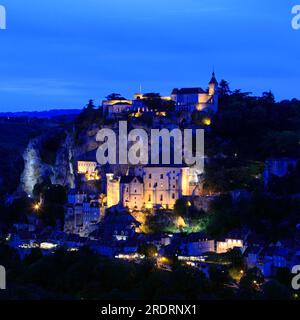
102;92;173;118
106;165;197;210
180;232;215;256
171;72;218;113
77;161;100;181
106;174;120;208
78;161;97;174
216;238;244;254
143;166;191;209
120;176;144;210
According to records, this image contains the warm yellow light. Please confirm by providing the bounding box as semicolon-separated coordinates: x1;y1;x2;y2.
34;203;41;211
85;172;100;181
202;117;211;126
156;112;167;117
159;256;169;263
176;216;187;228
40;242;57;250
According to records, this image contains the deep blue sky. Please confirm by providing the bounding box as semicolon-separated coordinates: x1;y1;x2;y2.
0;0;299;111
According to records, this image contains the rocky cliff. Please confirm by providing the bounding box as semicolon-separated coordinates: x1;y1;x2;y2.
20;131;75;195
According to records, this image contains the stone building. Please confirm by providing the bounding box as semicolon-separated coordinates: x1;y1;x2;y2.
77;161;100;181
106;165;197;210
101;72;218;118
171;72;218;113
64;194;102;237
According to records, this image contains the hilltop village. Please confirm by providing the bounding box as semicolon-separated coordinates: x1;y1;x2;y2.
1;74;300;299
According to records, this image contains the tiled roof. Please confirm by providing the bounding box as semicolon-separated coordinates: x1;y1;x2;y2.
113;102;131;106
172;87;205;95
120;176;143;184
209;72;218;85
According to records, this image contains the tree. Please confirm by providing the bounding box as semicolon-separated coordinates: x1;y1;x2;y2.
24;248;43;265
86;99;95;110
6;197;32;224
219;79;231;96
74;100;103;140
261;91;275;105
240;267;264;291
275;267;292;287
209;265;231;290
43;184;67;205
106;93;126;101
143;93;175;112
261;280;291;300
138;243;158;258
35;184;67;228
40;130;67;165
226;248;245;269
261;131;300;158
174;198;189;217
0;243;20;270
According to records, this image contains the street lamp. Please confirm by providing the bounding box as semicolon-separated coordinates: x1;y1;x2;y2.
33;203;41;211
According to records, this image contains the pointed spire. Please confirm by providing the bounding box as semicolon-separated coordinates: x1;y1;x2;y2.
209;71;218;85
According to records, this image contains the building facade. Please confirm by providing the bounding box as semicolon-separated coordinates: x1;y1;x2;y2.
106;165;196;210
102;98;133;119
64;195;102;237
171;72;218;113
77;161;100;181
102;73;218;118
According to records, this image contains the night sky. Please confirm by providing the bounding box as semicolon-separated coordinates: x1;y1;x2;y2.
0;0;299;111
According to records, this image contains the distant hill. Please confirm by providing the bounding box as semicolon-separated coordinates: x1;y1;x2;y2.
0;109;82;119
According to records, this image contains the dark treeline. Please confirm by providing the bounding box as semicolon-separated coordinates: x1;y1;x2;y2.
0;244;293;300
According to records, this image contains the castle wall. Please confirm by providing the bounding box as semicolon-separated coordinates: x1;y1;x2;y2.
106;174;120;208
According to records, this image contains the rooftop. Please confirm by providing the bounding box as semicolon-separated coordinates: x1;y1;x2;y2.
172;87;205;95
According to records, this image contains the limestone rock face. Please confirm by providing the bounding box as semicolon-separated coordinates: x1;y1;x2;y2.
20;139;42;195
53;133;76;188
20;132;75;195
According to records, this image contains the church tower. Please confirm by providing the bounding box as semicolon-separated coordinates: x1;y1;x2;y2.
209;72;218;96
106;174;120;208
208;72;219;113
